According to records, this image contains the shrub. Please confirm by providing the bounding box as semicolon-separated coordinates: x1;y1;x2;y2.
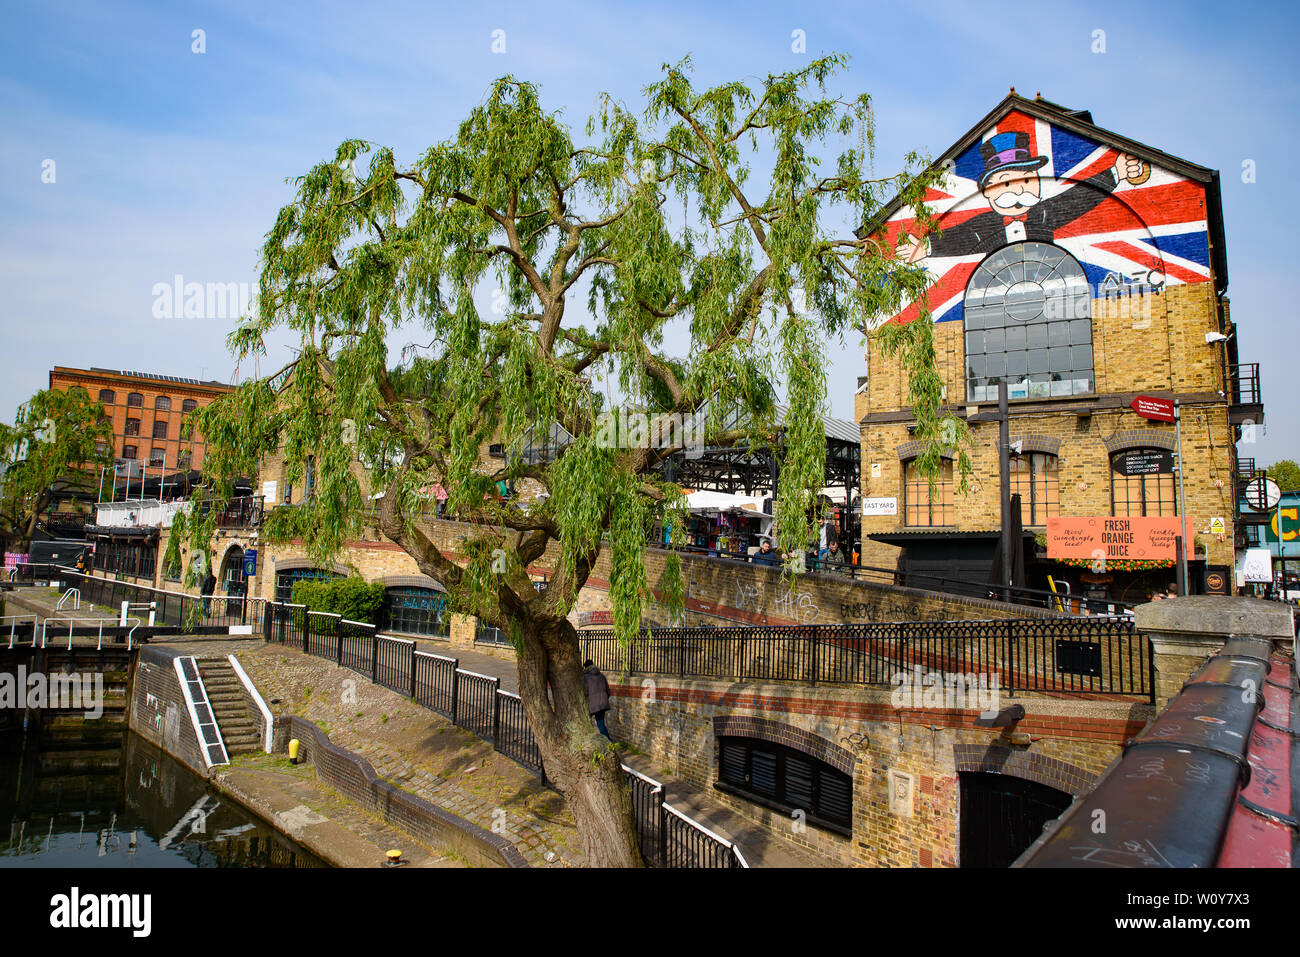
291;576;386;625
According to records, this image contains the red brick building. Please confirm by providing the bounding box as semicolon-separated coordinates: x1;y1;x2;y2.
48;366;234;474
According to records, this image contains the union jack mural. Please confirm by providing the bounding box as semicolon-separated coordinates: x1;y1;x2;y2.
881;109;1212;326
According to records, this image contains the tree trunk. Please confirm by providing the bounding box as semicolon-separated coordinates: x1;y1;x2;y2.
20;492;47;550
513;614;643;867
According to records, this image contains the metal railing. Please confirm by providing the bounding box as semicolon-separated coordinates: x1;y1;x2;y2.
1229;362;1261;406
645;542;1131;617
265;601;748;867
194;495;264;529
54;568;266;632
623;764;747;868
474;621;512;647
2;615;39;649
7;563;62;584
579;617;1152;700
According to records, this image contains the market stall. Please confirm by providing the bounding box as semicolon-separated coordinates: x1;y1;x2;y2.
669;491;774;559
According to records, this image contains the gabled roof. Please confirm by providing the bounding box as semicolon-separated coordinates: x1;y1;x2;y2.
860;92;1228;292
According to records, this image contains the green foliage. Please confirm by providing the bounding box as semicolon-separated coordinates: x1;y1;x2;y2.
1266;459;1300;492
0;386;115;546
162;510;186;580
291;576;386;624
194;58;946;639
872;318;974;493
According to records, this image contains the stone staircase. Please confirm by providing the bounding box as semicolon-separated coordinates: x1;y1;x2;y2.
197;659;262;756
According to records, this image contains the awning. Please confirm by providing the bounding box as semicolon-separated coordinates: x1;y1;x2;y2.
685;490;767;514
84;525;158;542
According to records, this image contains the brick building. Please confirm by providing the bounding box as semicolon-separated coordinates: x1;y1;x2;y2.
48;366;234;475
856;93;1262;606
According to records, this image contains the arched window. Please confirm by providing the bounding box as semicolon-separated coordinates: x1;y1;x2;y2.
964;242;1093;402
98;389;116;405
155;395;172;411
1009;453;1060;526
903;458;953;526
181;398;197;413
127;392;144;407
1111;448;1177;517
716;736;852;835
383;586;448;637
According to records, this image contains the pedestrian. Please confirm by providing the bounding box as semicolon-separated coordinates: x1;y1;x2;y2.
751;537;781;567
201;569;217;615
819;539;850;575
1165;582;1178;599
584;659;612;739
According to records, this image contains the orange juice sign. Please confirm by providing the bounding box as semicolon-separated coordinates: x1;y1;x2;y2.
1046;516;1185;560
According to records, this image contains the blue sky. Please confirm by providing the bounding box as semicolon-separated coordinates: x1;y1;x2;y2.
1;0;1296;464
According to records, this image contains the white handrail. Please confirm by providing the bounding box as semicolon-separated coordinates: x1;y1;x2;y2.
227;654;275;753
455;668;499;682
41;615;141;651
662;802;744;856
414;651;457;664
622;762;749;867
2;614;38;650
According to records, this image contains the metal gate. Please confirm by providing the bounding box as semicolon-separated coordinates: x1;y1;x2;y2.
959;772;1072;868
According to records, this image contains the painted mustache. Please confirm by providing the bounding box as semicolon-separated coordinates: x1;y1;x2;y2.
993;189;1040;211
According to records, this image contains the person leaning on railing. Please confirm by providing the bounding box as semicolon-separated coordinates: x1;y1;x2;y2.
751;537;782;567
818;540;853;576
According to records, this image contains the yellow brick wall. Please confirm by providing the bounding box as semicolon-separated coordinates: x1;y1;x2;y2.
859;283;1238;574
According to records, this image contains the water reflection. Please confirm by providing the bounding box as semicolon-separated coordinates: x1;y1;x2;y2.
1;728;325;868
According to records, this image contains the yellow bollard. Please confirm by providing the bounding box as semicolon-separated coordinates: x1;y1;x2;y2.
288;738;300;764
386;849;403;866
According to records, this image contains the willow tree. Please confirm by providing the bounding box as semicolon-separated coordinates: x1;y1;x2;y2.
0;387;114;549
195;56;948;865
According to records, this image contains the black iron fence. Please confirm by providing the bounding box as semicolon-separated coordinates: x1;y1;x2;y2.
624;765;747;868
264;601;747;867
579;617;1152;701
54;569;266;632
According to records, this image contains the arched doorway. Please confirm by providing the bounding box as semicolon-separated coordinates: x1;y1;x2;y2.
219;545;246;619
959;771;1072;867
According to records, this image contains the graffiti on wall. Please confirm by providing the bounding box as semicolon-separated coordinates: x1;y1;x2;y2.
880;108;1212;328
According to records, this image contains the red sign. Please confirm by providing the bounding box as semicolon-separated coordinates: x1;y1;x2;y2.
1047;516;1192;561
1130;395;1175;423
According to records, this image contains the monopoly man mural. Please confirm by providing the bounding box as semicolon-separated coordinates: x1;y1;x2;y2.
878;105;1215;359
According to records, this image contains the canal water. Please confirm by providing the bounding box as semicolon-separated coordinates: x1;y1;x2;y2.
0;727;325;868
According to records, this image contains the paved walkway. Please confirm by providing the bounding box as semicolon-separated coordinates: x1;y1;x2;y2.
233;644;584;866
212;752;460;868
